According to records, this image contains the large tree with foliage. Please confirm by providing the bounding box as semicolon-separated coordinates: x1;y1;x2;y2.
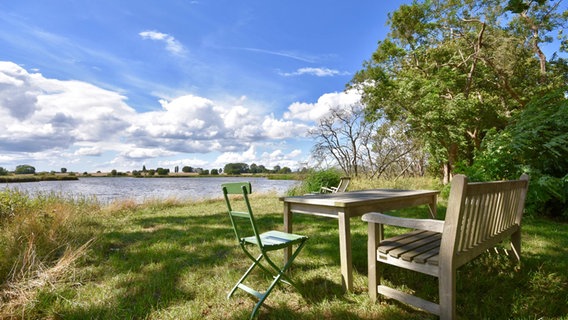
351;0;567;183
14;165;36;175
223;163;249;175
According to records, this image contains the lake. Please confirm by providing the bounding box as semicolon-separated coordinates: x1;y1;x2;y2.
1;176;300;203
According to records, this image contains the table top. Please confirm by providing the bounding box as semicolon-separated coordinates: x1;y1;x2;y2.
280;189;440;208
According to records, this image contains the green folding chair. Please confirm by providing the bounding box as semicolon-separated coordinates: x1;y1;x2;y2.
222;182;308;319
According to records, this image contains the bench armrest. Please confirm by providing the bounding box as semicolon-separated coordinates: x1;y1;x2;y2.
361;212;444;233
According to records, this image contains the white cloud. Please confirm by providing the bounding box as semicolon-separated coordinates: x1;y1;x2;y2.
259;148;303;169
284;89;362;122
158;157;209;168
214;145;257;165
279;67;349;77
75;146;103;156
235;47;318;63
139;30;186;56
262;116;310;139
0;61;135;153
0;62;336;171
119;147;176;160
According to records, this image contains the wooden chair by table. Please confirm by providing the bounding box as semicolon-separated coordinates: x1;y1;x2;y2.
361;174;529;319
222;182;308;320
320;176;351;193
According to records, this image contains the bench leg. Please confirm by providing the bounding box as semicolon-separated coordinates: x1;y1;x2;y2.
511;229;521;263
439;266;456;320
367;222;380;301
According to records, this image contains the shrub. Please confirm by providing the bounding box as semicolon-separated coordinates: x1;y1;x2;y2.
289;169;342;195
462;88;568;218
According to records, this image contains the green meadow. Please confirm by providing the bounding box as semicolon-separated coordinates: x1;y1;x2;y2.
1;179;567;319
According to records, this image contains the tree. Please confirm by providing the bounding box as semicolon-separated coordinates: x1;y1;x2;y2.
223;163;249;175
61;168;67;173
156;168;170;175
211;168;219;175
250;163;259;174
309;104;376;177
182;166;193;173
110;169;118;176
368;121;425;179
0;167;8;176
350;0;567;183
15;165;36;174
279;167;292;174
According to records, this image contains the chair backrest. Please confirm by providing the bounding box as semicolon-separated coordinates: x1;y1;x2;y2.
221;182;263;248
336;177;351;192
440;174;529;267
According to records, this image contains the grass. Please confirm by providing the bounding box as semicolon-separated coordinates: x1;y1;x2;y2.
0;174;79;183
1;182;567;319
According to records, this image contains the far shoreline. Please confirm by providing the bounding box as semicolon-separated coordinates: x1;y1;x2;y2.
1;172;300;183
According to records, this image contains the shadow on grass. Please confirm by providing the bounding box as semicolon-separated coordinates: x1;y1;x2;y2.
360;213;568;318
59;210;237;319
46;201;568;319
298;276;345;303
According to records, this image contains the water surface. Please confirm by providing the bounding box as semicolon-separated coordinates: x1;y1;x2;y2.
1;176;299;203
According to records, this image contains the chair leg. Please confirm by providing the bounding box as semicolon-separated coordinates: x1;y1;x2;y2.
251;241;306;319
232;240;307;319
265;239;307;290
228;254;264;299
250;271;284;319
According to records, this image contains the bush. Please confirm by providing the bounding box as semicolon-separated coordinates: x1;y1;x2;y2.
289;169;342;195
462;88;568;218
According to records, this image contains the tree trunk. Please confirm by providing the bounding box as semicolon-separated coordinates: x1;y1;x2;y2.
443;163;451;184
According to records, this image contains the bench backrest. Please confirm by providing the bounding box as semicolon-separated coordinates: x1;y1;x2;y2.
440;174;529;268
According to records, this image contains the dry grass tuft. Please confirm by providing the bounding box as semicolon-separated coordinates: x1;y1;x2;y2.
0;237;94;315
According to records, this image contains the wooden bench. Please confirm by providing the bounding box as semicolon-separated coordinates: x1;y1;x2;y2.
361;174;529;319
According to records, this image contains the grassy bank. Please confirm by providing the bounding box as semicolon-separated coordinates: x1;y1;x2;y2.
0;174;79;183
1;183;567;319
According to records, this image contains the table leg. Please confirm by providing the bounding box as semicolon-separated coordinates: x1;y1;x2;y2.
428;194;438;218
338;210;353;292
283;202;292;264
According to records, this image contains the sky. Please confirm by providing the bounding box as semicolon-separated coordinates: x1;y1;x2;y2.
0;0;415;173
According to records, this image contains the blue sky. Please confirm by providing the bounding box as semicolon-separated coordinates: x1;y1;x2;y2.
0;0;412;173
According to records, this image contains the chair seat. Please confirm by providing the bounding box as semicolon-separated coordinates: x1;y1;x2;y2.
243;230;307;250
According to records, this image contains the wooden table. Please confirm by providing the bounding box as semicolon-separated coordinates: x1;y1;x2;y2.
280;189;439;292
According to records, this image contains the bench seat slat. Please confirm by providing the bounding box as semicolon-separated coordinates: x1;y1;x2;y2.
384;231;440;258
377;232;441;265
378;230;428;254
